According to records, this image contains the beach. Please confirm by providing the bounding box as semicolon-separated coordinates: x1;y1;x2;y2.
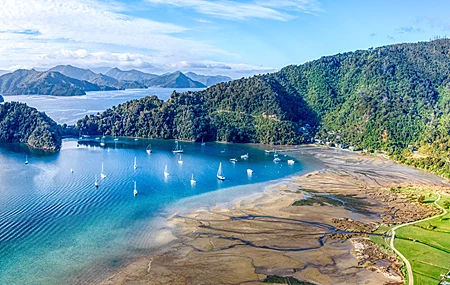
98;146;449;285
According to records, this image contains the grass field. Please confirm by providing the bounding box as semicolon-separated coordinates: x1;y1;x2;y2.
372;189;450;285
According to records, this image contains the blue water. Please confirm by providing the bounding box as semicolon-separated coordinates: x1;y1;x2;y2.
0;137;320;285
3;88;204;125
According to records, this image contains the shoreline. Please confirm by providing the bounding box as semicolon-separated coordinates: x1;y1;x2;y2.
98;145;449;285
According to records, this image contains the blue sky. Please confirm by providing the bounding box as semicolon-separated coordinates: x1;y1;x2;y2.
0;0;449;77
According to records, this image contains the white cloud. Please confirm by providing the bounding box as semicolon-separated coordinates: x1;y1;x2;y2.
146;0;322;21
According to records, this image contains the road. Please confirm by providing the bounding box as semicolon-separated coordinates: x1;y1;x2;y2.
388;193;447;285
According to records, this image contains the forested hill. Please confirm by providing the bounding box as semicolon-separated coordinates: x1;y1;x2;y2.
0;102;62;151
76;39;450;176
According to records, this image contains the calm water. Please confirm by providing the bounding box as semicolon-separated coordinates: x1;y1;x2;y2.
4;88;204;125
0;137;320;285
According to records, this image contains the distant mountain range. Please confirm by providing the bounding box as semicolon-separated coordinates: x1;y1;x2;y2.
0;69;102;96
0;65;232;96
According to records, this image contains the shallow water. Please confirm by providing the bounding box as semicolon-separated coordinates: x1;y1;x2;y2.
0;138;320;285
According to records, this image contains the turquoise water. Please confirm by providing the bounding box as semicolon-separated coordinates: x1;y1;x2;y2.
0;138;319;285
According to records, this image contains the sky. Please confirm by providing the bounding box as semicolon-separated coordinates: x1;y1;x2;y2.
0;0;450;78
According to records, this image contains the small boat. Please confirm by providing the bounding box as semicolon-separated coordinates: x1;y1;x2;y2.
25;155;28;165
273;157;281;163
95;137;100;140
134;138;138;141
70;168;74;173
146;144;152;154
172;141;183;153
114;133;119;141
134;157;137;169
164;165;169;177
217;162;225;180
94;175;99;188
178;154;183;164
220;150;225;153
78;131;82;140
230;158;237;163
190;174;196;185
201;138;206;146
265;148;274;154
100;162;106;179
274;150;278;158
100;137;105;147
247;169;253;175
241;153;249;159
287;159;295;165
133;181;138;196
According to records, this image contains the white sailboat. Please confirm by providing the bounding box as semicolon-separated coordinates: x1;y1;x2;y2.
172;141;183;153
241;153;249;159
230;158;237;163
134;157;137;169
164;165;169;177
247;169;253;175
217;162;225;180
114;132;118;141
201;138;205;146
100;136;105;147
25;155;28;165
100;162;106;179
287;159;295;165
178;154;183;164
274;150;278;158
190;174;196;185
133;181;138;196
94;175;99;188
146;144;152;154
71;168;74;173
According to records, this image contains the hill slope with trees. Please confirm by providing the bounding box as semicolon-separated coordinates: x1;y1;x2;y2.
0;102;62;151
75;39;450;176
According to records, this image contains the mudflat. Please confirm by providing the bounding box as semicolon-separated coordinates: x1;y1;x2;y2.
99;146;448;285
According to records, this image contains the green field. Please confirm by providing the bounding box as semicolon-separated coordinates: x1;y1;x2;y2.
372;190;450;285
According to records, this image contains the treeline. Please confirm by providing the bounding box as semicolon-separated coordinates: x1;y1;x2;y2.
0;102;62;151
75;39;450;177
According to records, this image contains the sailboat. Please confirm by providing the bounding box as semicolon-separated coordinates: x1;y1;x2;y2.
217;162;225;180
114;132;119;141
190;174;196;185
25;155;28;165
100;162;106;179
172;141;183;153
164;165;169;177
134;157;137;169
94;175;99;188
287;159;295;165
241;153;249;159
71;168;74;173
201;138;206;146
178;154;183;164
133;181;138;196
273;150;278;158
247;169;253;175
78;131;82;140
146;144;152;154
100;136;105;147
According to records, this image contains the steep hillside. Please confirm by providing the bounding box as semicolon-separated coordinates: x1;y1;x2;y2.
75;39;450;176
0;102;62;150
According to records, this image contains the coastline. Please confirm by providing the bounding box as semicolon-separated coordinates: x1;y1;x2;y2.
98;145;449;285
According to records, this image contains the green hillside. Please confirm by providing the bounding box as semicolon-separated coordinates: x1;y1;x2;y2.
76;39;450;177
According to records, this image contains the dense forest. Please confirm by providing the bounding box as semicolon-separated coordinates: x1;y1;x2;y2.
0;102;62;151
76;39;450;177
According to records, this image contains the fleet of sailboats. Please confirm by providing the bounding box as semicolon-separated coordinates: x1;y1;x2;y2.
22;141;297;197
